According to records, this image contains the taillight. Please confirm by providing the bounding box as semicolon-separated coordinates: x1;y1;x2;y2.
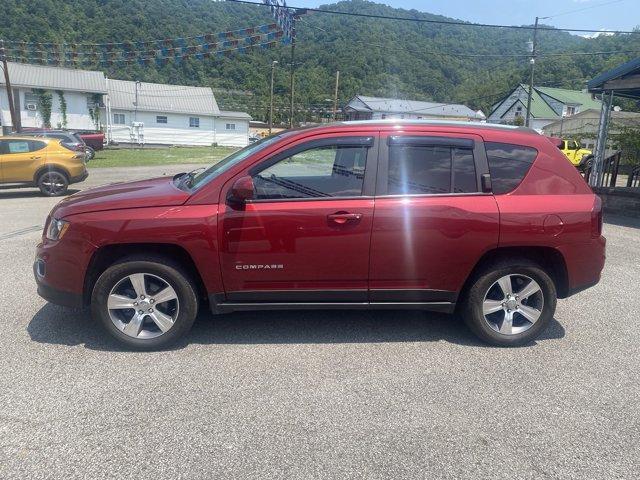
591;196;603;237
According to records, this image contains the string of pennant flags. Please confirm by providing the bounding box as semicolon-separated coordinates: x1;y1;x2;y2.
0;1;297;67
263;0;296;41
0;24;291;67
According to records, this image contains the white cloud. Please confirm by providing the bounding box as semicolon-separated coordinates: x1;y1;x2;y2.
580;29;615;38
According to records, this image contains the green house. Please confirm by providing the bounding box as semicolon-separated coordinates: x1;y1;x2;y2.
487;84;601;131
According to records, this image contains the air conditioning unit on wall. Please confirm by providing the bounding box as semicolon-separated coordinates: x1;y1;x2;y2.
26;103;38;111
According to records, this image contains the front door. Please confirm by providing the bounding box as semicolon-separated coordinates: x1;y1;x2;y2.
369;132;500;304
219;135;378;303
0;139;46;182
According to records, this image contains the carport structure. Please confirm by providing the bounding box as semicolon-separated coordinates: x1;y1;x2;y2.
588;57;640;187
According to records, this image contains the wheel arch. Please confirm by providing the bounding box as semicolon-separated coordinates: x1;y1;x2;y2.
460;246;569;301
33;164;70;183
83;243;208;306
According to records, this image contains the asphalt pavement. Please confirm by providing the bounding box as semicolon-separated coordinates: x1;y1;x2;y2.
0;165;638;479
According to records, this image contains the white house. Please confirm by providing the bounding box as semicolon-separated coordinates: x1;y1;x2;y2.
343;95;485;122
105;79;251;147
0;62;107;134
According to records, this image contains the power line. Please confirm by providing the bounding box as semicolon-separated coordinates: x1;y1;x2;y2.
542;0;624;20
226;0;640;35
299;20;640;59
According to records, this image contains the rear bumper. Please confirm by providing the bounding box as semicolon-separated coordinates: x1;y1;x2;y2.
559;235;606;297
69;170;89;184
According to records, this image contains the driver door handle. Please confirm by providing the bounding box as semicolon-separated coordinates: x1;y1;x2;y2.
328;212;363;225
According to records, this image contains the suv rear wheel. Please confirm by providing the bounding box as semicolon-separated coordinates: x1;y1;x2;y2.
91;256;198;350
37;170;69;196
462;259;557;347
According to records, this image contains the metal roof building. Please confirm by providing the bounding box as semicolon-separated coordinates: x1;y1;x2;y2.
106;79;251;147
0;61;107;93
107;79;220;116
344;95;485;122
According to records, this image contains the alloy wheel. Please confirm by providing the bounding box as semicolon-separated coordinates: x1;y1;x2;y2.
482;274;544;335
107;272;179;339
39;172;67;195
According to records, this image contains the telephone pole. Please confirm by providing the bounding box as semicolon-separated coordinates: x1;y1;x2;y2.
289;38;295;128
332;70;340;122
0;40;19;133
269;60;278;134
525;16;539;128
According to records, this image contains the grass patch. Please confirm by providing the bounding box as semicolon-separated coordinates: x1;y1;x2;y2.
90;146;238;168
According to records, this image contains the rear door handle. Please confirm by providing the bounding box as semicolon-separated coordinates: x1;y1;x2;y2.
30;156;41;160
328;212;363;225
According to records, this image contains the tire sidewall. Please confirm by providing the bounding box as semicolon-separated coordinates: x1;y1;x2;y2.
91;259;198;350
465;264;557;347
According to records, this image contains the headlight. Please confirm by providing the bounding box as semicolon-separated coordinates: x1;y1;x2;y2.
46;218;70;241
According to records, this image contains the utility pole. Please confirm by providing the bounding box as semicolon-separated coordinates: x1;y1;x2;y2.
525;16;539;128
269;60;278;134
134;80;141;122
289;38;295;128
287;9;306;129
0;40;19;133
332;70;340;122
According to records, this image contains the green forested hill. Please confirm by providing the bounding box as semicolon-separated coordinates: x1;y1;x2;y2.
1;0;639;122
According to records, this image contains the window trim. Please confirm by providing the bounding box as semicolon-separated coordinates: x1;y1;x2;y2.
244;135;378;203
156;115;168;124
113;113;126;125
189;117;200;128
376;133;490;197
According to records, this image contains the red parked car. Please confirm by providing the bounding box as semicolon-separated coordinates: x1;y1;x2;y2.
34;120;606;349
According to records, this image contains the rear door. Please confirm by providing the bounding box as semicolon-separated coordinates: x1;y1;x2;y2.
369;132;500;304
218;134;378;303
1;139;47;182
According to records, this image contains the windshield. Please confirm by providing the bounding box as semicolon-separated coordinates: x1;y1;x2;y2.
188;134;285;190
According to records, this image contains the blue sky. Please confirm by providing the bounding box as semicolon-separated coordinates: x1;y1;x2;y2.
290;0;640;33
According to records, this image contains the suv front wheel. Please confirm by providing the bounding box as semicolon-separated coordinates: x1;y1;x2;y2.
462;259;557;347
91;256;199;350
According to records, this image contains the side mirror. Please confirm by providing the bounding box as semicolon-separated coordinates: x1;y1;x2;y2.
228;175;255;204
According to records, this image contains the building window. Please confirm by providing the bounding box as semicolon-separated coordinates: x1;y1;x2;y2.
156;115;168;124
113;113;126;125
381;114;387;119
189;117;200;128
225;123;236;130
515;106;523;118
565;106;576;116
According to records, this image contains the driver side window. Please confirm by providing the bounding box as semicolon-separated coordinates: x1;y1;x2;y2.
252;144;368;200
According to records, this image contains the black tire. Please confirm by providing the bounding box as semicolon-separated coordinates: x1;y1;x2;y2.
85;146;95;160
37;170;69;196
579;154;593;172
91;256;199;350
461;258;557;347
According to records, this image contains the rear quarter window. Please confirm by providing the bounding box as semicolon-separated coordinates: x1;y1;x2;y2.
485;142;538;194
29;141;47;152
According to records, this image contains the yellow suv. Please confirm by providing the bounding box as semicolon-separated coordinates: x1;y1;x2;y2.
559;139;593;169
0;136;88;196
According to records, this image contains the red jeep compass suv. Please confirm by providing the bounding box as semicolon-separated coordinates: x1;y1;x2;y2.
34;121;606;349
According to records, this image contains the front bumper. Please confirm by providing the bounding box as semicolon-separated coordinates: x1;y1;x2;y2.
34;259;83;307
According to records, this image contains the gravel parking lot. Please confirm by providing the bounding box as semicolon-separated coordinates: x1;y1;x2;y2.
1;165;638;479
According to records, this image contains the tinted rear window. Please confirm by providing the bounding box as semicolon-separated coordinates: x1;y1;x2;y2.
485;142;538;194
388;145;451;194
